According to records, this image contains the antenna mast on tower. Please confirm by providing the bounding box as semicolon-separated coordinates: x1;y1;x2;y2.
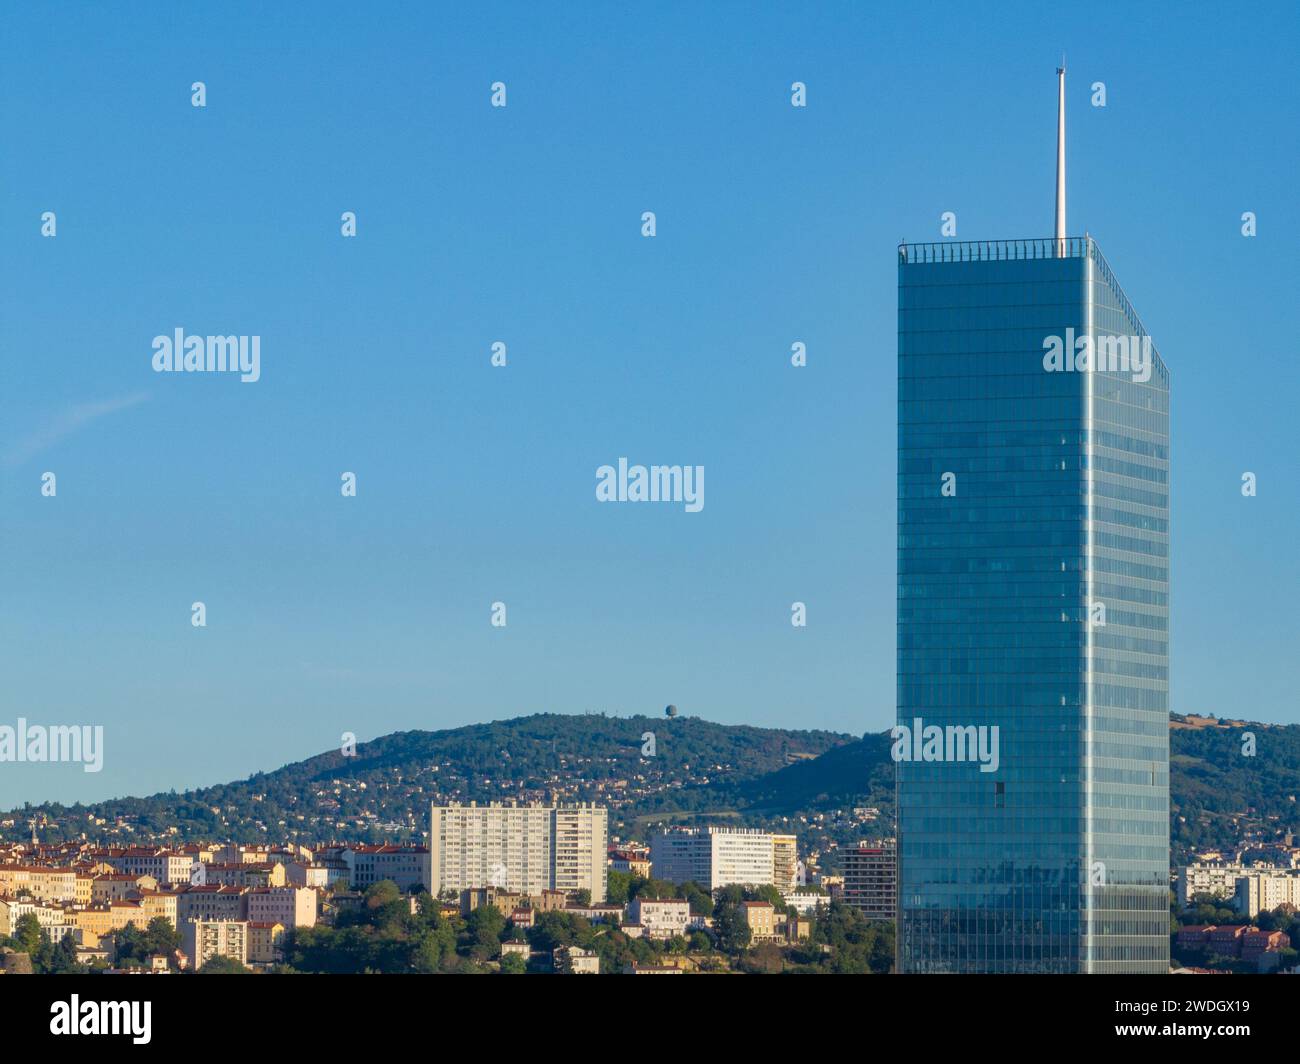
1055;60;1067;256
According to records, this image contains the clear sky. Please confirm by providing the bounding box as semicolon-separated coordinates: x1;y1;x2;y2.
1;1;1296;808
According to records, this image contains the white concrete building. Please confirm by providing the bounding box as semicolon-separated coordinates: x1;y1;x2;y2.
649;827;792;890
429;802;608;902
182;919;248;969
1234;870;1300;918
628;897;691;939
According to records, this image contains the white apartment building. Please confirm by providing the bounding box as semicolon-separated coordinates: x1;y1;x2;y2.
1234;871;1300;918
182;919;248;968
785;890;832;916
628;897;691;939
1180;863;1300;905
0;898;68;936
104;848;196;887
1180;862;1268;906
649;827;792;890
429;802;608;902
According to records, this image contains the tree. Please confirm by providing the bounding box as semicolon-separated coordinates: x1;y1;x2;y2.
143;916;181;957
465;905;506;960
712;892;752;953
499;952;527;974
46;933;84;974
606;870;634;905
10;913;42;956
678;881;714;916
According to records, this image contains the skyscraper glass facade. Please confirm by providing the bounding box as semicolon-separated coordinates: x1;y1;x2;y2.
896;237;1170;973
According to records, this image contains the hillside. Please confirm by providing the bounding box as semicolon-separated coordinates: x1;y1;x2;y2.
4;712;1297;865
2;713;854;848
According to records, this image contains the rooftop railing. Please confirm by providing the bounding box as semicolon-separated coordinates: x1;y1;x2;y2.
898;236;1088;263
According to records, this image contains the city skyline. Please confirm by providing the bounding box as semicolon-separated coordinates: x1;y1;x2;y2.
2;4;1295;822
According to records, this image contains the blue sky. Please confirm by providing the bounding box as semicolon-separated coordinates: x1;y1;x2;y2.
1;1;1296;807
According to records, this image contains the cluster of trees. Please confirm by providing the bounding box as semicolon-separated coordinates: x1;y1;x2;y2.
114;917;182;968
279;878;895;975
2;914;83;973
606;870;715;912
286;881;491;974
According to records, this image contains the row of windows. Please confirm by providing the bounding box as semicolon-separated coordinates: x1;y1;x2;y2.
900;372;1097;401
899;279;1086;308
898;610;1168;631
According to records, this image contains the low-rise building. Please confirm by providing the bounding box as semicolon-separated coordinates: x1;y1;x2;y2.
245;886;317;929
0;864;78;904
628;898;691;940
247;921;287;964
742;901;779;942
1241;929;1289;960
1177;924;1216;949
784;889;830;916
0;899;68;936
609;850;652;878
553;945;600;974
1208;925;1250;956
92;873;158;902
343;845;430;893
176;885;247;924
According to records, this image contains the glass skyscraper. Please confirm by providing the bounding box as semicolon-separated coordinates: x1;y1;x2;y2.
896;237;1170;973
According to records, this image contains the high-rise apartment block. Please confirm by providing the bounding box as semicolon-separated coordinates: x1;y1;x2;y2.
182;919;248;969
649;827;798;892
843;840;897;921
428;802;608;902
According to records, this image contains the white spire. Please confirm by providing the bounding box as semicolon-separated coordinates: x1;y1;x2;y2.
1055;61;1066;256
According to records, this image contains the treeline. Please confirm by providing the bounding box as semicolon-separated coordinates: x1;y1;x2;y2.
282;879;893;975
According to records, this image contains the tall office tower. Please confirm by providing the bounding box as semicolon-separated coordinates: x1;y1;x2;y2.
428;802;608;902
843;840;898;922
895;69;1170;974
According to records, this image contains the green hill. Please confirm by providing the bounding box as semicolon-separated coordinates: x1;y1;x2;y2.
5;712;1297;865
